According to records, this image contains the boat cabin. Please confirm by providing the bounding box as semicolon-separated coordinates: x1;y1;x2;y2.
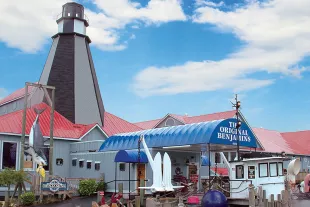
229;155;289;199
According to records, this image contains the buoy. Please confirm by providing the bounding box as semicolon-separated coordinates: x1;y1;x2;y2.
201;190;228;207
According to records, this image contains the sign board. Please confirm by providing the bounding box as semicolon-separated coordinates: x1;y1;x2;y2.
99;191;105;196
210;118;257;148
190;174;199;183
41;179;67;193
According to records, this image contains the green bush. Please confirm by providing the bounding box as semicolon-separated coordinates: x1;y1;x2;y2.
78;179;97;196
20;192;35;206
96;180;106;191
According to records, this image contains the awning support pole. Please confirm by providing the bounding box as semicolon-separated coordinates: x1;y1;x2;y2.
208;143;211;190
115;162;117;194
129;163;131;200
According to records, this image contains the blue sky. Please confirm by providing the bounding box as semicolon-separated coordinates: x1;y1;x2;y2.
0;0;310;132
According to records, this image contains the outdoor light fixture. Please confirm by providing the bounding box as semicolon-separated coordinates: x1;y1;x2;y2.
163;145;191;149
237;121;242;128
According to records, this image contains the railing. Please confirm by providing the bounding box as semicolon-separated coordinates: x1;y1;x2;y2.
54;12;89;24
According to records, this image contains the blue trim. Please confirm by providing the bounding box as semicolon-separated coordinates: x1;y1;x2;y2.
99;118;257;152
114;150;148;163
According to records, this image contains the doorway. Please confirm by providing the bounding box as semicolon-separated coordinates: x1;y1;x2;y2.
136;164;146;188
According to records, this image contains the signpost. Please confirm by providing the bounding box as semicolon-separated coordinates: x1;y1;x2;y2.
41;179;68;193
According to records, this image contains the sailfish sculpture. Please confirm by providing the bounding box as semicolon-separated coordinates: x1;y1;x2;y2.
138;135;183;192
24;108;48;168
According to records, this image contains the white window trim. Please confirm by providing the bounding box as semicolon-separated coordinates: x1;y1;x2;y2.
1;141;19;170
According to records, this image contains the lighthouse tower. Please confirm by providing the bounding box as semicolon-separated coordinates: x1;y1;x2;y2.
37;2;105;126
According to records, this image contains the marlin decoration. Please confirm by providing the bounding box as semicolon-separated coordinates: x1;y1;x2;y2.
138;135;183;192
24;108;48;167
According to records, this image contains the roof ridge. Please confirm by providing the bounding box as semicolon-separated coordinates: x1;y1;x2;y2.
187;110;235;118
281;129;310;133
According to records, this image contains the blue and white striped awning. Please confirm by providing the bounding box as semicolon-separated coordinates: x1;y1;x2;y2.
99;118;258;152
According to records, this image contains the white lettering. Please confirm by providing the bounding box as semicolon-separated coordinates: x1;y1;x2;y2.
216;124;251;143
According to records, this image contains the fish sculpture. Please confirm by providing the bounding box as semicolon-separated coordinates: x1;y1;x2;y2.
24;108;48;167
138;136;183;192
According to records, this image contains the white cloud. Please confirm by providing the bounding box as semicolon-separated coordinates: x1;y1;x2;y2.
0;88;9;100
133;0;309;97
195;0;224;8
0;0;186;53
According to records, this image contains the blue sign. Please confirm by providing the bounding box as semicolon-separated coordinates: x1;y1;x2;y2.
41;179;67;193
210;118;257;148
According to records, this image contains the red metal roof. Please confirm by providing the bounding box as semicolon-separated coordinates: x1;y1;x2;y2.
281;131;310;155
0;102;93;139
102;112;143;136
0;86;35;106
252;128;294;154
134;111;236;129
0;102;142;139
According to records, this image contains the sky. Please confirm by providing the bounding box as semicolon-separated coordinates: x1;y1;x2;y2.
0;0;310;132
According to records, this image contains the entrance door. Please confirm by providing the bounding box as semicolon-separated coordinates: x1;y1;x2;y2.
188;164;198;188
137;164;146;189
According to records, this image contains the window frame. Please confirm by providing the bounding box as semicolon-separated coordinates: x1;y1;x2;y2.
72;158;77;167
259;163;269;178
95;162;100;171
79;159;84;168
56;158;64;166
1;141;19;170
248;165;256;179
269;162;278;177
278;162;284;176
87;160;92;169
119;163;126;171
236;165;244;179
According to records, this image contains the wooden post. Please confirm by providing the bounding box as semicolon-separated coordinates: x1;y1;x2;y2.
49;88;55;176
140;179;145;206
248;184;255;207
135;196;140;207
281;190;289;207
277;194;281;207
263;190;268;207
270;194;274;207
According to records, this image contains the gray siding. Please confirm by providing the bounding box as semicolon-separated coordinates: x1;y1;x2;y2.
69;149;153;194
155;116;184;128
81;127;107;142
0;98;26;116
74;36;102;125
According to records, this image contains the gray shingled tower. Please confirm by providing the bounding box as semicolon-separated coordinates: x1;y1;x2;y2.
37;2;105;126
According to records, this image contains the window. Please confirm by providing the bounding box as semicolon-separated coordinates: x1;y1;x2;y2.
56;158;63;166
87;161;92;169
79;160;84;168
278;162;284;176
230;152;237;161
95;162;100;171
224;152;229;161
72;159;77;166
248;166;255;179
165;118;175;127
270;162;278;177
215;153;221;164
119;163;125;171
259;163;268;177
2;142;17;169
236;165;244;179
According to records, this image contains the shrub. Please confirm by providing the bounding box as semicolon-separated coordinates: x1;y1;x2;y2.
20;192;35;206
96;181;106;191
78;179;97;196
